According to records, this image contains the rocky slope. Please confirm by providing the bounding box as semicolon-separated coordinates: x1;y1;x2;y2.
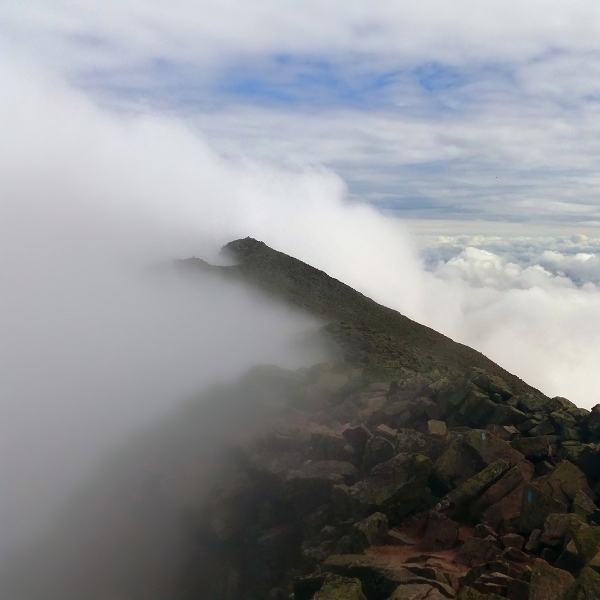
175;239;600;600
6;237;600;600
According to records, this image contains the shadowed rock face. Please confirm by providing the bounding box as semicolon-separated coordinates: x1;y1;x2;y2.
4;238;600;600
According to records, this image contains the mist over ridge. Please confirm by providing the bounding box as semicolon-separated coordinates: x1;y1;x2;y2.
5;50;600;597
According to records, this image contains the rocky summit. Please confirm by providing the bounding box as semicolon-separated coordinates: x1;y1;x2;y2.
169;239;600;600
6;238;600;600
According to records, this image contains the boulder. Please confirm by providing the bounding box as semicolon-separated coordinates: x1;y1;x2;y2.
343;425;373;460
572;490;596;519
528;558;575;600
433;430;520;494
463;430;523;468
294;573;327;600
361;436;396;474
344;453;433;521
578;444;600;479
555;539;582;573
501;534;524;550
529;420;556;436
586;405;600;437
455;537;501;567
351;512;388;553
418;511;459;551
285;460;358;515
560;442;587;463
388;584;447;600
468;571;516;597
313;574;367;600
436;459;511;519
428;420;448;437
383;401;416;428
572;526;600;564
539;460;592;506
469;462;533;519
518;483;567;533
481;485;524;533
563;566;600;600
500;547;528;562
456;588;503;600
457;390;497;427
312;430;355;461
550;410;577;432
510;436;550;461
525;529;542;552
540;513;588;547
517;394;562;415
471;370;513;399
375;424;398;442
432;438;484;494
489;405;528;427
396;428;442;460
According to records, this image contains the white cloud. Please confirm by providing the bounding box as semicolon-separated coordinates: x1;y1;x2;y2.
5;0;600;72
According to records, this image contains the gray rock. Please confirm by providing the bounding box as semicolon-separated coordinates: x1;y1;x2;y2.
351;512;388;553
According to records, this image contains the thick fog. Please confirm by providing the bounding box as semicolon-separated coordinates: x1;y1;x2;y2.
5;53;600;594
0;59;333;564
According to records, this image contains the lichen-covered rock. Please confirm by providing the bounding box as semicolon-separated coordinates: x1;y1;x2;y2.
469;462;533;519
539;460;592;506
563;566;600;600
351;512;388;553
518;483;567;533
550;410;578;432
510;436;550;460
540;513;588;547
572;526;600;564
529;558;575;600
395;428;438;458
586;405;600;438
471;370;513;400
455;585;503;599
389;583;447;600
432;437;483;494
482;484;525;533
463;430;523;468
346;453;433;521
572;490;596;518
488;404;528;427
457;390;497;428
361;435;395;474
313;574;367;600
436;459;511;519
560;441;587;463
529;420;556;437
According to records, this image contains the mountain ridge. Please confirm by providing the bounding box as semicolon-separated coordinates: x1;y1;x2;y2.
178;236;547;403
